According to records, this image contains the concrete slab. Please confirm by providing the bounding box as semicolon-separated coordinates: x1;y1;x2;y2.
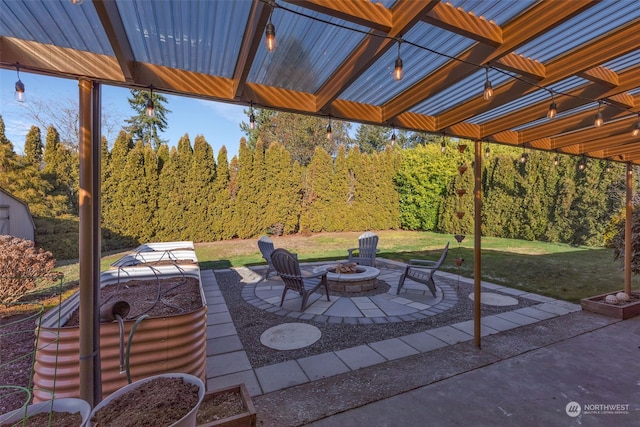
255;360;309;393
305;316;640;427
206;350;251;377
297;352;351;380
323;297;363;317
515;306;559;321
399;331;448;353
451;320;499;337
494;310;541;326
206;322;238;339
468;292;519;306
206;334;243;356
260;323;322;350
427;325;474;344
335;345;387;370
206;311;233;326
368;338;420;360
480;315;521;332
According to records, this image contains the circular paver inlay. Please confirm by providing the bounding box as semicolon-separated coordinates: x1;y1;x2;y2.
468;292;519;306
260;323;322;350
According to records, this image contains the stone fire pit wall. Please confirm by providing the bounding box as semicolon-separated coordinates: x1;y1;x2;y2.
31;264;207;403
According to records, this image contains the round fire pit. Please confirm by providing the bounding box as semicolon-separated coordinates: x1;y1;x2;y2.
313;263;380;293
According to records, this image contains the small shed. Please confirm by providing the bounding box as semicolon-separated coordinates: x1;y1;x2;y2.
0;188;35;241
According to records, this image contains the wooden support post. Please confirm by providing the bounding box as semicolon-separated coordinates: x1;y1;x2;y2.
78;80;102;406
625;163;632;295
474;140;482;348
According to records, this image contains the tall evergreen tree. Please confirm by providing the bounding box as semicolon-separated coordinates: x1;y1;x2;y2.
395;142;458;230
210;146;234;240
23;125;43;166
234;140;262;237
185;135;216;242
241;109;350;165
300;147;334;232
354;124;392;153
125;89;171;150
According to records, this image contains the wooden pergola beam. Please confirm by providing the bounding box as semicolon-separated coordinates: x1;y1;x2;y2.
481;65;640;138
383;0;593;122
0;37;124;82
438;17;640;130
422;2;502;47
232;1;270;98
494;53;545;81
93;0;136;83
314;0;437;112
287;0;393;33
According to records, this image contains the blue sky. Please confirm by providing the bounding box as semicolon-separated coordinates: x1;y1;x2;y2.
0;69;248;158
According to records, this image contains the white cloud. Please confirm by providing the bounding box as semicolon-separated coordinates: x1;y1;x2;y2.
195;99;247;124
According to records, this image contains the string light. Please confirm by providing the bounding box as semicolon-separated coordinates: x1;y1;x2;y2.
606;161;612;172
70;0;84;4
594;101;603;127
547;91;557;119
632;113;640;137
326;116;332;140
394;40;403;81
249;101;255;129
483;66;493;101
578;155;586;170
390;126;396;144
519;149;527;163
440;134;446;153
270;0;640;149
485;146;490;158
265;5;276;53
14;63;25;102
553;155;559;166
146;87;155;117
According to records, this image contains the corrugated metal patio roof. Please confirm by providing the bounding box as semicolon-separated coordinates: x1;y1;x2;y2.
2;0;640;163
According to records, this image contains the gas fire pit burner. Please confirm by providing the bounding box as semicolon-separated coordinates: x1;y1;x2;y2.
312;263;380;293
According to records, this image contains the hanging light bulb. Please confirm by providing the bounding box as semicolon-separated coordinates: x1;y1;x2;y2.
326;117;332;140
485;146;490;158
265;7;276;53
632;113;640;137
390;126;396;145
440;134;446;153
249;101;255;130
14;64;25;102
578;156;586;171
146;87;155;117
553;155;559;166
547;91;557;119
606;162;612;173
594;102;603;127
394;40;403;81
519;151;527;163
483;67;493;101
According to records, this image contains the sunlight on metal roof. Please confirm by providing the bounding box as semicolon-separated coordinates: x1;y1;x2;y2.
0;0;112;55
516;1;640;62
249;3;368;92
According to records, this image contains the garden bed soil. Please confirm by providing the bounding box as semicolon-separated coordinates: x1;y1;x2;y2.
65;276;202;325
90;376;199;427
0;410;82;427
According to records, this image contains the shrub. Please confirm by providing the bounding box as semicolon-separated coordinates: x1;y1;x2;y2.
0;236;58;303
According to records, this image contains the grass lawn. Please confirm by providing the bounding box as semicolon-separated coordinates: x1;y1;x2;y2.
48;230;638;305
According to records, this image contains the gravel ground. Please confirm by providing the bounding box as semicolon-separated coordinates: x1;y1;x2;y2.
214;262;538;368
